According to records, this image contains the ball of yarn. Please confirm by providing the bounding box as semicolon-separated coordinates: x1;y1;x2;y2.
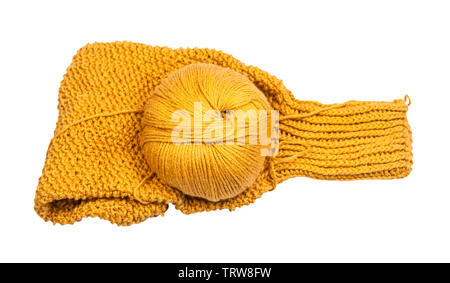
141;63;271;202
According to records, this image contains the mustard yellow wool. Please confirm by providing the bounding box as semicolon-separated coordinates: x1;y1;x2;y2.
141;63;271;202
34;41;413;226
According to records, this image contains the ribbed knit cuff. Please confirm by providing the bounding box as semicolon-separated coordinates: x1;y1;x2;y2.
274;98;412;181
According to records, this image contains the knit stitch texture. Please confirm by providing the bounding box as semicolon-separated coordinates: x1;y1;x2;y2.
34;42;413;225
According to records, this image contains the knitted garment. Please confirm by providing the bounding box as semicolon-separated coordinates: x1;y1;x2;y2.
35;42;413;225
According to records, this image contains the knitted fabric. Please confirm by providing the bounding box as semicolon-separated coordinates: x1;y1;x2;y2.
34;41;413;225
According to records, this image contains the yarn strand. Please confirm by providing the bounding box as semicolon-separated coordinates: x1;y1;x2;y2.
52;109;144;141
279;100;360;121
133;174;155;204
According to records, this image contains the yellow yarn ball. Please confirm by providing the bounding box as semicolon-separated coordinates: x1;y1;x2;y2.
141;63;271;202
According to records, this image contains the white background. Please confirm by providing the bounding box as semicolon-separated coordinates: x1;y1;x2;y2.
1;0;449;263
